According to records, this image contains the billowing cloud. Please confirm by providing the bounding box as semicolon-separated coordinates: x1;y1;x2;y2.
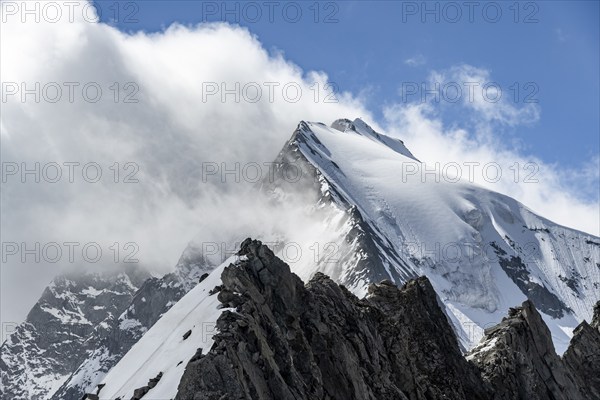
425;64;540;127
0;2;369;326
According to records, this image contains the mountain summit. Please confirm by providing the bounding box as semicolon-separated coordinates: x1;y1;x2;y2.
2;118;598;400
270;119;599;351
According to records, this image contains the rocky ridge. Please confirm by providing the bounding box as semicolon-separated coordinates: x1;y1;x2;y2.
173;239;600;400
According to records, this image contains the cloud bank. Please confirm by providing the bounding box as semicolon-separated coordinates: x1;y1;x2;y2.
0;4;370;325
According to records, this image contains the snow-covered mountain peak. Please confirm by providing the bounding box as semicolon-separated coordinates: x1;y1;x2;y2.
277;118;600;353
4;118;599;399
327;118;419;161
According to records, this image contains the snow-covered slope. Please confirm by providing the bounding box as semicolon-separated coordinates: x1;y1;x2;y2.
47;242;218;400
95;256;237;400
272;118;600;352
0;243;218;400
0;268;148;400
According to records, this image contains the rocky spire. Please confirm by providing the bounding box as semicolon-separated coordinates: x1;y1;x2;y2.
175;239;487;400
563;300;600;399
467;300;583;400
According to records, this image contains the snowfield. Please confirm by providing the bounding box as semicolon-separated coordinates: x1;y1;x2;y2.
97;257;236;400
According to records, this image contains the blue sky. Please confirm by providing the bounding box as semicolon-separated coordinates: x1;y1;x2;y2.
96;0;599;181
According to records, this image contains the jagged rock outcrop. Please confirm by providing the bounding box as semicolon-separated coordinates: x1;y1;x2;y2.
175;239;488;400
466;300;583;400
172;239;598;400
130;371;163;400
563;301;600;399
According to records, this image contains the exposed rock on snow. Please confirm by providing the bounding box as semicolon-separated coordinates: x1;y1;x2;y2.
172;239;595;400
467;300;582;400
563;301;600;399
175;239;487;400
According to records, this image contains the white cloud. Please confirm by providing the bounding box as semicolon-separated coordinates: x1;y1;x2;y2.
0;3;370;325
404;54;426;67
426;64;541;127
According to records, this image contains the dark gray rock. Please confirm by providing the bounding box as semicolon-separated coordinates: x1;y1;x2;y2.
172;240;597;400
130;371;162;399
131;386;149;400
175;239;487;400
467;300;583;400
563;300;600;399
489;241;570;318
96;383;105;394
148;371;163;388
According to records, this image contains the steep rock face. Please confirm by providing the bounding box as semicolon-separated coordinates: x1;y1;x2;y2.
488;242;571;319
466;300;582;400
174;239;487;400
563;301;600;399
49;244;217;400
0;268;149;400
